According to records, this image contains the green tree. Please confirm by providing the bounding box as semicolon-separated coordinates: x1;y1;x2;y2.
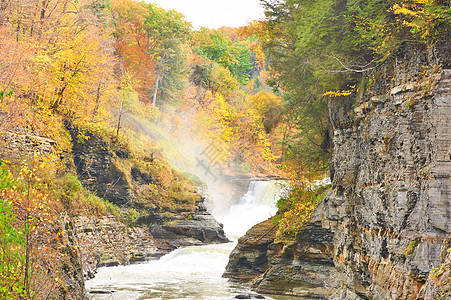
0;164;26;299
143;3;191;105
193;29;253;85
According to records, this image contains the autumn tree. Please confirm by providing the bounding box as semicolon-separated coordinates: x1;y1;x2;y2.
110;0;156;103
141;3;191;106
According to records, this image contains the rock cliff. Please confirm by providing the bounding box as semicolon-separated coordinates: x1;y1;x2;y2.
325;41;451;300
224;218;278;283
225;41;450;299
225;208;339;299
70;128;228;271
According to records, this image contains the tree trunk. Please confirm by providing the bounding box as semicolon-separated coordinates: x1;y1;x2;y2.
152;55;165;106
92;84;102;118
152;74;160;106
116;100;123;137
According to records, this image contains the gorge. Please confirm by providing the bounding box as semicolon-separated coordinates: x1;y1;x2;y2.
0;0;450;299
86;181;286;299
224;42;451;299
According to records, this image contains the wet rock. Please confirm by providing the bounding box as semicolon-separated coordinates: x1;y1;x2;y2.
226;207;339;299
235;295;265;299
89;290;115;294
163;214;228;243
150;203;229;252
235;295;252;299
224;218;277;282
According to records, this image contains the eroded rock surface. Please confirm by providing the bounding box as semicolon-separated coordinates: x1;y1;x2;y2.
225;41;451;299
253;209;337;298
224;208;339;299
75;216;160;278
325;43;451;299
224;218;278;282
150;197;229;251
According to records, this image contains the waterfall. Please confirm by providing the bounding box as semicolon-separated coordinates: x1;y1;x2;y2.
216;180;285;240
87;180;285;299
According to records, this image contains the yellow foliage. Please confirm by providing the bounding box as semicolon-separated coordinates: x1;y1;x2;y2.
393;3;423;16
248;91;282;113
391;0;441;39
323;85;356;98
190;88;283;175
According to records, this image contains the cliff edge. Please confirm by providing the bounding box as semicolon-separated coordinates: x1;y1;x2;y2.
325;40;451;300
225;41;451;299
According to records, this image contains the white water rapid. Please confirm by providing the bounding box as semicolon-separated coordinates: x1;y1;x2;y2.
86;181;286;300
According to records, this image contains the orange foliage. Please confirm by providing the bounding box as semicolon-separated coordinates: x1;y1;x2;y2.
218;26;240;41
111;0;157;102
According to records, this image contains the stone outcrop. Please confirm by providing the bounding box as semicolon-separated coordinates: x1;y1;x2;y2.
224;218;278;282
225;41;451;299
71;131;132;206
75;216;160;279
150;211;229;251
325;42;451;299
224;208;339;299
149;195;229;251
0;130;57;161
253;208;338;298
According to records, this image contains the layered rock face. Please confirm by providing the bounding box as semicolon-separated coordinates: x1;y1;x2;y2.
224;218;278;282
71;129;228;273
225;42;450;299
71;131;132;206
0;131;57;161
149;197;229;251
75;216;160;278
225;210;339;299
253;211;338;298
325;42;451;299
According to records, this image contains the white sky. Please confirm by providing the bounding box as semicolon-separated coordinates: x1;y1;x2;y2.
147;0;265;29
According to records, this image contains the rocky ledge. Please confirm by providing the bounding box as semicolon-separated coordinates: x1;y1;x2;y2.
77;196;228;278
224;207;339;299
225;41;451;299
75;215;159;278
224;218;278;282
150;197;229;252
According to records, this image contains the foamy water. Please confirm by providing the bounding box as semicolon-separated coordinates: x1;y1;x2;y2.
86;181;286;300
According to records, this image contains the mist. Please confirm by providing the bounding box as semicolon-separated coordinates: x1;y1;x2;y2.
123;108;251;218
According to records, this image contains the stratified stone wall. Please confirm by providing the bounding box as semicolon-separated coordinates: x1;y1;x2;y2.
325;42;451;299
0;130;57;161
224;41;450;300
75;216;160;279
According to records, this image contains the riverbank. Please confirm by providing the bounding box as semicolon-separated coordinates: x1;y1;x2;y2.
85;180;285;299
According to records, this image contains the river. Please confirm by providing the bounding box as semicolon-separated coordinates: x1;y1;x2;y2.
86;181;288;299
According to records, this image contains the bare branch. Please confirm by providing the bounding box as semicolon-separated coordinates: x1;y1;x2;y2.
324;54;378;73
